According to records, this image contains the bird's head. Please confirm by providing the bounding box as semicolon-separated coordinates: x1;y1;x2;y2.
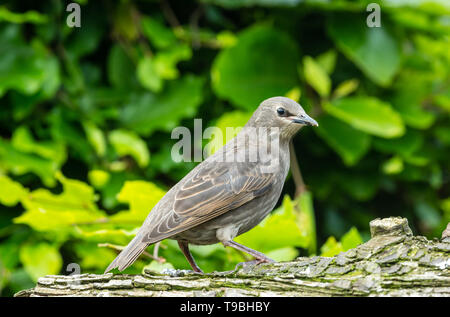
248;97;318;140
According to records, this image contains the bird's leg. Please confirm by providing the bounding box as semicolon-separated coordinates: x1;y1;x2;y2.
177;241;204;273
222;240;275;269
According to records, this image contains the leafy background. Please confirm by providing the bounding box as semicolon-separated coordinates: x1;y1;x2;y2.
0;0;449;296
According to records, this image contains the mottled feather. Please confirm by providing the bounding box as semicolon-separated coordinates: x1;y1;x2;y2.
141;159;274;244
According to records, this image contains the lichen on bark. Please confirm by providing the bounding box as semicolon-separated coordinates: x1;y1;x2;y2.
15;217;450;297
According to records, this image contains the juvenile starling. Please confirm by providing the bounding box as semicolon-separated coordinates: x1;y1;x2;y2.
105;97;318;273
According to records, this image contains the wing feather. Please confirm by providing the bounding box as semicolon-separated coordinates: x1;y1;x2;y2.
141;161;274;243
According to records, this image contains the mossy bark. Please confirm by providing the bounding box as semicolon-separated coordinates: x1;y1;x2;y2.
15;217;450;297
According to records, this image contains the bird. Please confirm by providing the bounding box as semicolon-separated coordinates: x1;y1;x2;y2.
105;96;318;273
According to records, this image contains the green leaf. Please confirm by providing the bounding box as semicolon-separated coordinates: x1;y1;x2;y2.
109;129;150;168
332;79;359;99
137;56;163;92
320;236;343;257
316;50;337;75
320;227;363;257
393;102;436;130
141;17;177;50
154;44;192;80
0;138;57;187
285;87;301;103
116;180;166;214
82;121;106;157
382;156;404;175
340;227;363;250
121;75;204;136
110;180;166;224
212;25;299;110
11;126;66;165
205;110;252;156
0;175;28;206
0;25;60;97
19;243;62;281
33;42;60;98
87;170;110;189
327;15;400;86
324;97;405;138
216;31;237;48
14;173;106;231
0;7;48;24
389;5;450;33
434;94;450;113
389;70;436;130
137;45;192;92
75;226;137;245
303;56;331;97
315;115;371;166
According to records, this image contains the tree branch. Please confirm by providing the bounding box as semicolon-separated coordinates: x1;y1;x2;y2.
15;217;450;297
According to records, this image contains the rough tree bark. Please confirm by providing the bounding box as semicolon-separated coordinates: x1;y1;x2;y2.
15;217;450;297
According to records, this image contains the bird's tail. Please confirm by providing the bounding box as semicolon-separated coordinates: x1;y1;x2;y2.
104;234;149;273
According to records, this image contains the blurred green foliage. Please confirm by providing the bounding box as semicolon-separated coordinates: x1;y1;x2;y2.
0;0;449;296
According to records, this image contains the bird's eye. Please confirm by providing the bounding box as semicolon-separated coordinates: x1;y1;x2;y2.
277;107;286;116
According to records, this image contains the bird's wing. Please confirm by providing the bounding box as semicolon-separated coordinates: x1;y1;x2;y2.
141;160;275;243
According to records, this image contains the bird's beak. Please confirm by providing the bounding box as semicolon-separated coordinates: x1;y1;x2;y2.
290;113;319;127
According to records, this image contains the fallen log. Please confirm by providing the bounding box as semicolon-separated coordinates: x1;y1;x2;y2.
15;217;450;297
